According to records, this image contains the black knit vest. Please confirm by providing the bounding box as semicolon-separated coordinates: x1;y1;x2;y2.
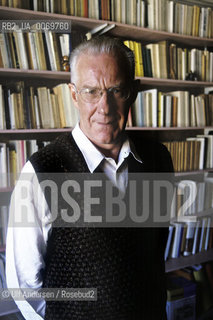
30;133;172;320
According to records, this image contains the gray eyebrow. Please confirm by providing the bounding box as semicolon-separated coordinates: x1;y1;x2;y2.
80;84;124;90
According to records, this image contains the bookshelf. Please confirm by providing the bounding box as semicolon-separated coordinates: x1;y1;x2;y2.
0;5;213;46
166;248;213;272
0;1;213;319
0;68;70;81
1;67;213;88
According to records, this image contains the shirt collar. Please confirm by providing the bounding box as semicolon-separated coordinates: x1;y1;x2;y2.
117;138;142;168
72;123;142;172
72;123;104;172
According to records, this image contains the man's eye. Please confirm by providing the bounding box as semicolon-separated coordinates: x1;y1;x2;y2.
112;88;121;93
112;88;124;96
85;89;98;95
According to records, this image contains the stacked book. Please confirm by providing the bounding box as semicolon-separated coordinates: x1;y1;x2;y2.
0;31;79;71
124;40;213;81
130;88;213;128
2;0;213;38
163;133;213;172
0;82;79;130
165;177;213;260
148;0;213;37
0;140;41;188
165;216;212;259
166;275;196;320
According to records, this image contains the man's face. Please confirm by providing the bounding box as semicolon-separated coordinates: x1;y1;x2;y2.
70;53;131;149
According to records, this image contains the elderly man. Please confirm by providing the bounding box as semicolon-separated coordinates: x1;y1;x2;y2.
6;37;173;320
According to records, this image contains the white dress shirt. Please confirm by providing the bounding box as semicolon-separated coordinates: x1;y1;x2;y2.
6;124;142;320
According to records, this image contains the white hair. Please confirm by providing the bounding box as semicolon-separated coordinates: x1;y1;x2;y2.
70;36;135;84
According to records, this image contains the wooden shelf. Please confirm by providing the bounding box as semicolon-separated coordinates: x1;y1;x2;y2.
138;77;213;89
0;129;72;134
175;169;212;176
0;68;213;89
165;248;213;272
0;127;211;133
0;128;72;141
0;127;212;142
126;126;212;131
0;68;70;81
0;6;213;47
110;23;213;47
0;187;13;193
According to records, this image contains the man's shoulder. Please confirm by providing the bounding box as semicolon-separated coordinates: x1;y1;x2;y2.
29;133;74;172
129;135;174;173
29;132;89;173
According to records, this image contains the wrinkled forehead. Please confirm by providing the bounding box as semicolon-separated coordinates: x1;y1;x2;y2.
75;51;131;83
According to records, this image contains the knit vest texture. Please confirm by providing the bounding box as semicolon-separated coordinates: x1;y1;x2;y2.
29;133;173;320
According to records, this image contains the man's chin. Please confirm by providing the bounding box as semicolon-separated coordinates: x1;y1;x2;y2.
92;133;123;147
95;138;115;146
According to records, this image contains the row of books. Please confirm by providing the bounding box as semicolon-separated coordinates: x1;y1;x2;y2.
171;178;213;219
0;140;46;188
129;88;213;128
148;1;213;37
0;0;146;26
2;0;213;38
1;28;212;81
163;134;213;172
165;216;212;260
124;40;213;81
0;31;75;71
1;84;212;131
167;263;213;318
166;274;196;319
0;82;79;130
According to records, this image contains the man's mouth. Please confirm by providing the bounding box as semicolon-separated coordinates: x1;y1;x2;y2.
96;119;116;126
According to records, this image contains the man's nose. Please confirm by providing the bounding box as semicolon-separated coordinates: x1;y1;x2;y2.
97;91;111;115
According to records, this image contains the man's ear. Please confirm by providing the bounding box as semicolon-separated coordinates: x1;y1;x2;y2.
68;83;79;109
128;79;140;105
